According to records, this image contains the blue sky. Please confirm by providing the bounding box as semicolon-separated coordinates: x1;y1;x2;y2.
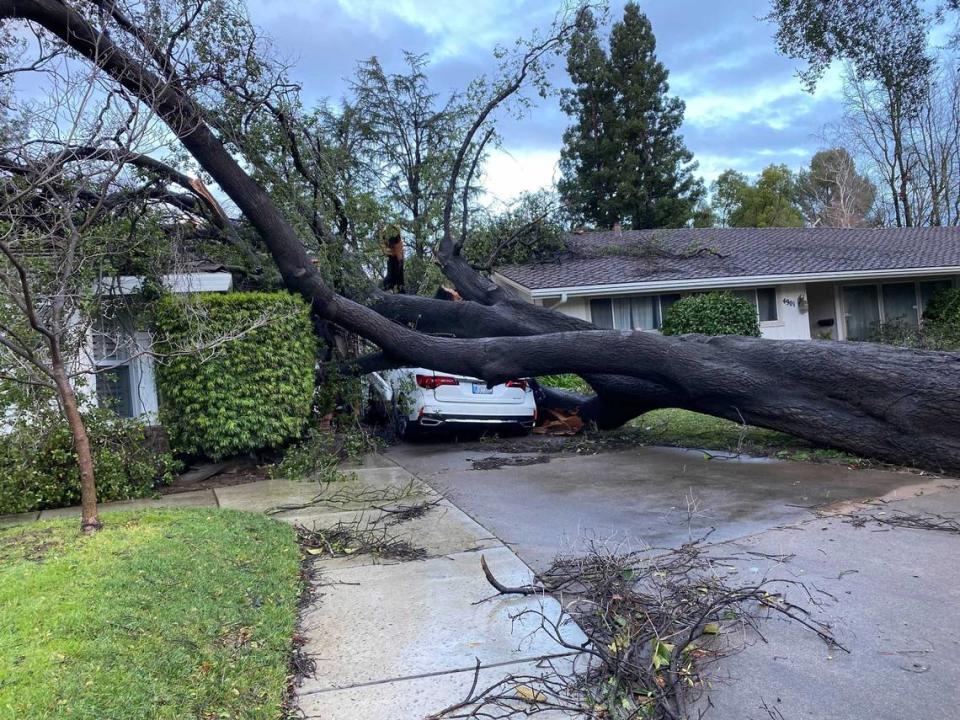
249;0;845;203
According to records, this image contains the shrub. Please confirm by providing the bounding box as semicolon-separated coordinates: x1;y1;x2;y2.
922;287;960;349
0;407;179;514
871;289;960;350
661;292;761;337
154;292;317;460
923;287;960;326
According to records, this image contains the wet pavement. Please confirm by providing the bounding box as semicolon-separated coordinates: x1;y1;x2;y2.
386;442;960;720
386;443;940;570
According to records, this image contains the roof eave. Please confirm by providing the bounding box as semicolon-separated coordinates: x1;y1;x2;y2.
501;266;960;299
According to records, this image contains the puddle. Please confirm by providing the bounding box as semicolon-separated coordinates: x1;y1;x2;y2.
651;445;781;464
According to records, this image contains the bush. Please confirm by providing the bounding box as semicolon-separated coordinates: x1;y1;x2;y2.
661;292;761;337
154;292;317;460
922;287;960;349
0;408;179;514
923;287;960;326
871;289;960;350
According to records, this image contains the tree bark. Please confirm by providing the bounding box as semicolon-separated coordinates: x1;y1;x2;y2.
52;365;101;532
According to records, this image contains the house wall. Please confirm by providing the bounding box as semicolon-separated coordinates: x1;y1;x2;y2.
534;296;590;321
528;283;813;340
757;283;809;339
88;271;233;424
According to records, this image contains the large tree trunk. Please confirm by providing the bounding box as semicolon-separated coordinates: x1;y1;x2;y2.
5;0;960;475
52;365;101;533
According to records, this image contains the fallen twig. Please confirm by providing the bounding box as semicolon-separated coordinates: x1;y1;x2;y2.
480;554;543;596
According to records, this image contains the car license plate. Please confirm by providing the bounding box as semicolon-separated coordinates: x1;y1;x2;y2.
472;383;493;394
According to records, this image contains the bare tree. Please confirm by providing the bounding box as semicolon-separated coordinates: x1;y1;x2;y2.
0;18;257;530
798;147;877;227
2;0;960;476
838;61;960;227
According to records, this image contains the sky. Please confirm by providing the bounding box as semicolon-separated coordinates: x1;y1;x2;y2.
242;1;843;204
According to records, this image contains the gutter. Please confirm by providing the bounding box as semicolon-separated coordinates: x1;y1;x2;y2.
499;266;960;300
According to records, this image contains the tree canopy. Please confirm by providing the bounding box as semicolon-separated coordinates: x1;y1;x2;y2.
558;3;704;229
709;165;804;228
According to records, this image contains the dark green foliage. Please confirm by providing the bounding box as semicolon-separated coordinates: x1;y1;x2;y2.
766;0;934;104
923;287;960;349
661;292;761;337
871;289;960;350
558;3;704;230
710;165;804;228
0;408;179;514
154;292;317;460
923;287;960;326
466;190;567;268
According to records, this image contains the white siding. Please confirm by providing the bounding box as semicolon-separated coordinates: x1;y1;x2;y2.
536;296;589;321
759;284;810;340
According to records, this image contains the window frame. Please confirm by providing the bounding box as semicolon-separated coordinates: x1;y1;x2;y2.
840;276;958;340
733;287;781;325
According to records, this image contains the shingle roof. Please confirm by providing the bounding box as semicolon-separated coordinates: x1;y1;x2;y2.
495;227;960;290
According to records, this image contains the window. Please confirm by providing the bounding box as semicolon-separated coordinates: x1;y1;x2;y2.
732;288;779;323
842;278;957;340
93;309;138;418
659;294;682;320
96;365;133;418
757;288;778;322
882;283;918;328
590;297;660;330
590;289;781;330
590;298;614;329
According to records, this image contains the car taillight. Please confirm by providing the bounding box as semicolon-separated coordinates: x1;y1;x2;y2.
415;374;459;389
505;379;528;391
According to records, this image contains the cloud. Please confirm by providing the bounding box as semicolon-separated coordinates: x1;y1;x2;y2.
481;147;561;204
682;67;844;129
244;0;850;202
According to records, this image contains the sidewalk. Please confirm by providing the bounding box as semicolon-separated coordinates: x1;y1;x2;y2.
1;456;582;719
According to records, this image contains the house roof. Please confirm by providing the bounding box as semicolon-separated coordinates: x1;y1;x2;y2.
495;227;960;294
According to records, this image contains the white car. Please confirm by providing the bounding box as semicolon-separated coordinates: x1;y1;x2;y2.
367;367;537;438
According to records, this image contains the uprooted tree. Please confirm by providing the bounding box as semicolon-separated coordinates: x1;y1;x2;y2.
1;0;958;476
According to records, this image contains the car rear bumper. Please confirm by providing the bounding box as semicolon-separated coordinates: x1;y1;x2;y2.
417;412;536;429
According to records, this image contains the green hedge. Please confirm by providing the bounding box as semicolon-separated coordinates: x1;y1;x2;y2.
154;292;317;460
661;292;761;337
0;408;178;514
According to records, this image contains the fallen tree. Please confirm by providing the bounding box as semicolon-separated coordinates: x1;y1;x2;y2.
2;0;959;473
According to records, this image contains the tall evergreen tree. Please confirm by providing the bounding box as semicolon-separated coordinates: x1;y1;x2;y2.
558;3;704;229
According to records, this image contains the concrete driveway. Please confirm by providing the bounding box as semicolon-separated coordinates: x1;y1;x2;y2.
386;441;960;720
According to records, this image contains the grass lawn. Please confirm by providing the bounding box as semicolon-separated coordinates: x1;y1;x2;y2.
0;509;301;720
630;408;862;464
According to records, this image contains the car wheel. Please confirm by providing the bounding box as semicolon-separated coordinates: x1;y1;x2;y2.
391;399;417;441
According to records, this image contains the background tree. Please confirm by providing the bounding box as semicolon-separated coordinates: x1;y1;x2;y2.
709;165;804;227
464;189;568;270
558;2;704;229
766;0;948;227
797;147;877;227
352;53;473;293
